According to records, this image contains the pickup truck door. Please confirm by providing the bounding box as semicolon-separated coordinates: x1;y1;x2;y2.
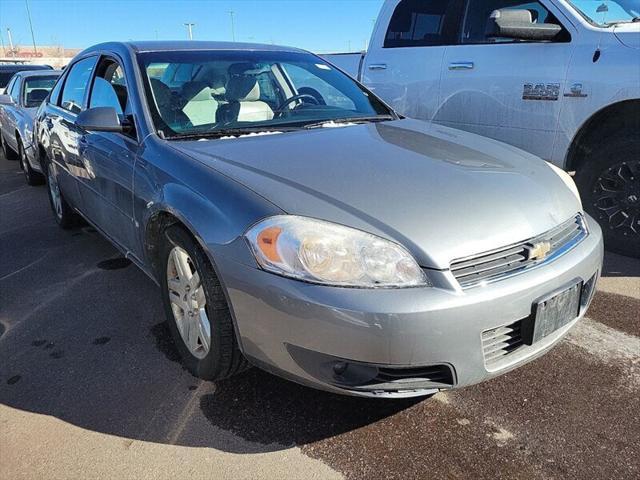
436;0;576;161
362;0;463;121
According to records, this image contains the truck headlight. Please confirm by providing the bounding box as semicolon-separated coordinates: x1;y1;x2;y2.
245;216;429;288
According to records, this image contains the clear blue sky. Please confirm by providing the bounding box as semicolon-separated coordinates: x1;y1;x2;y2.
0;0;385;53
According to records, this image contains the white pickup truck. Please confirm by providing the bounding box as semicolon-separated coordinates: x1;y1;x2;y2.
323;0;639;257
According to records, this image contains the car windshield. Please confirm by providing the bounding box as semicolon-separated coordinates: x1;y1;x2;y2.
567;0;640;25
137;50;393;138
23;76;58;107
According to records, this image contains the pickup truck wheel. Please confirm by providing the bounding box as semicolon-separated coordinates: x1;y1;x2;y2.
1;133;18;160
19;140;44;186
45;161;77;229
576;137;639;258
160;225;249;380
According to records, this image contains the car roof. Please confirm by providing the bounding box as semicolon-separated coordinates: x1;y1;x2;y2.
0;64;53;71
12;69;62;78
80;40;308;56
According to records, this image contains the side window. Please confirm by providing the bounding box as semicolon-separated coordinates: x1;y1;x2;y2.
89;58;136;138
384;0;457;48
60;57;97;113
89;60;129;116
9;78;21;103
49;73;66;105
462;0;566;44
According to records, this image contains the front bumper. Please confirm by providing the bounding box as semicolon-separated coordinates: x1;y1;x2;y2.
217;214;604;398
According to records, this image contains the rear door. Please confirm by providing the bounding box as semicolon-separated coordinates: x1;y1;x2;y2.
49;56;98;209
436;0;576;161
362;0;463;120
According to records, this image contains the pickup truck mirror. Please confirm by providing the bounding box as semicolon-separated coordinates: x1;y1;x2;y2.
486;9;562;42
0;94;14;106
75;106;122;133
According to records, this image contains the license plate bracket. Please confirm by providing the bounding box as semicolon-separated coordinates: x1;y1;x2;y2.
524;282;582;345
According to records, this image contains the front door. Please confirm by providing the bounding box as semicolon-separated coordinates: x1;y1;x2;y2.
436;0;576;161
77;56;140;254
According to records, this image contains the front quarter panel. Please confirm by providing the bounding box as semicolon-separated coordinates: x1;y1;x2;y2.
134;137;283;273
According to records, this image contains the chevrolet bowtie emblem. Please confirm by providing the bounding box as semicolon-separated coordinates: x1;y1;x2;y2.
527;241;552;261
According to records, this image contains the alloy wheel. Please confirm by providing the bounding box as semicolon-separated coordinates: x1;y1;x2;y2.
166;246;211;359
592;160;640;238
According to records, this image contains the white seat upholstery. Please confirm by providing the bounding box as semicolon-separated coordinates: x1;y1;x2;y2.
181;82;219;126
217;74;273;124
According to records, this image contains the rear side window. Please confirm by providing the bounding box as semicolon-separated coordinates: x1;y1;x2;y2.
8;77;21;103
49;74;66;106
60;57;97;113
384;0;458;48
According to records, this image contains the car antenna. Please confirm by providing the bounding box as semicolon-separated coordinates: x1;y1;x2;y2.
593;1;609;62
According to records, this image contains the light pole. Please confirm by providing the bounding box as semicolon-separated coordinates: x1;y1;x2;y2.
228;11;236;42
6;28;16;58
184;23;195;40
25;0;37;55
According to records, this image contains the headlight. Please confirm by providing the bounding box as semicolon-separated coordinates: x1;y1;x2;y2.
245;216;429;288
547;162;582;207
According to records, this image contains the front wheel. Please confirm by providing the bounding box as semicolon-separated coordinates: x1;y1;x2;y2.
159;225;249;380
576;136;639;258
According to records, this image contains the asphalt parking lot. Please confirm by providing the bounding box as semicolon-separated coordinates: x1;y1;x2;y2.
0;152;638;480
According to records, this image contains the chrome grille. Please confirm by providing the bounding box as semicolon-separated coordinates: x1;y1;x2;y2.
482;320;524;368
451;214;587;288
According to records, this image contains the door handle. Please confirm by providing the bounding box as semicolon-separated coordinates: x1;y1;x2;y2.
448;62;474;71
368;64;387;70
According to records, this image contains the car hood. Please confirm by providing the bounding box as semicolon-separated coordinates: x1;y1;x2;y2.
171;120;581;269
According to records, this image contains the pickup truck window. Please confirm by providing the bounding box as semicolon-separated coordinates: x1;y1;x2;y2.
60;57;97;114
462;0;567;44
384;0;458;48
138;50;391;138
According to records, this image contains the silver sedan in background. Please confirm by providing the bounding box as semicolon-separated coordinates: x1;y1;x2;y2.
0;69;61;185
34;41;603;398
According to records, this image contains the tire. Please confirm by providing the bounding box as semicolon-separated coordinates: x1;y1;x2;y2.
1;132;19;160
44;159;78;229
159;224;249;380
575;135;640;258
18;140;44;186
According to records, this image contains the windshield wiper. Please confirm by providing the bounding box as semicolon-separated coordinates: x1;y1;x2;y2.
302;114;396;130
604;16;640;25
167;127;286;141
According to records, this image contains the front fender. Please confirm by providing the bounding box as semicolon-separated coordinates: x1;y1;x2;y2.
134;150;283;272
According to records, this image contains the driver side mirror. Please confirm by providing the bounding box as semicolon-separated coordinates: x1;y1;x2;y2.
75;106;122;132
0;94;15;106
486;9;562;41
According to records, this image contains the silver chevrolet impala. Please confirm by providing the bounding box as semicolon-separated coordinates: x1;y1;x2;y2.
35;42;603;398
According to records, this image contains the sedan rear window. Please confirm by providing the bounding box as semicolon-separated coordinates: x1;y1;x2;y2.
23;76;58;107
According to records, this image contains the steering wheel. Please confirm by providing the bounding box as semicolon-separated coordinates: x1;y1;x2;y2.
275;94;320;116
